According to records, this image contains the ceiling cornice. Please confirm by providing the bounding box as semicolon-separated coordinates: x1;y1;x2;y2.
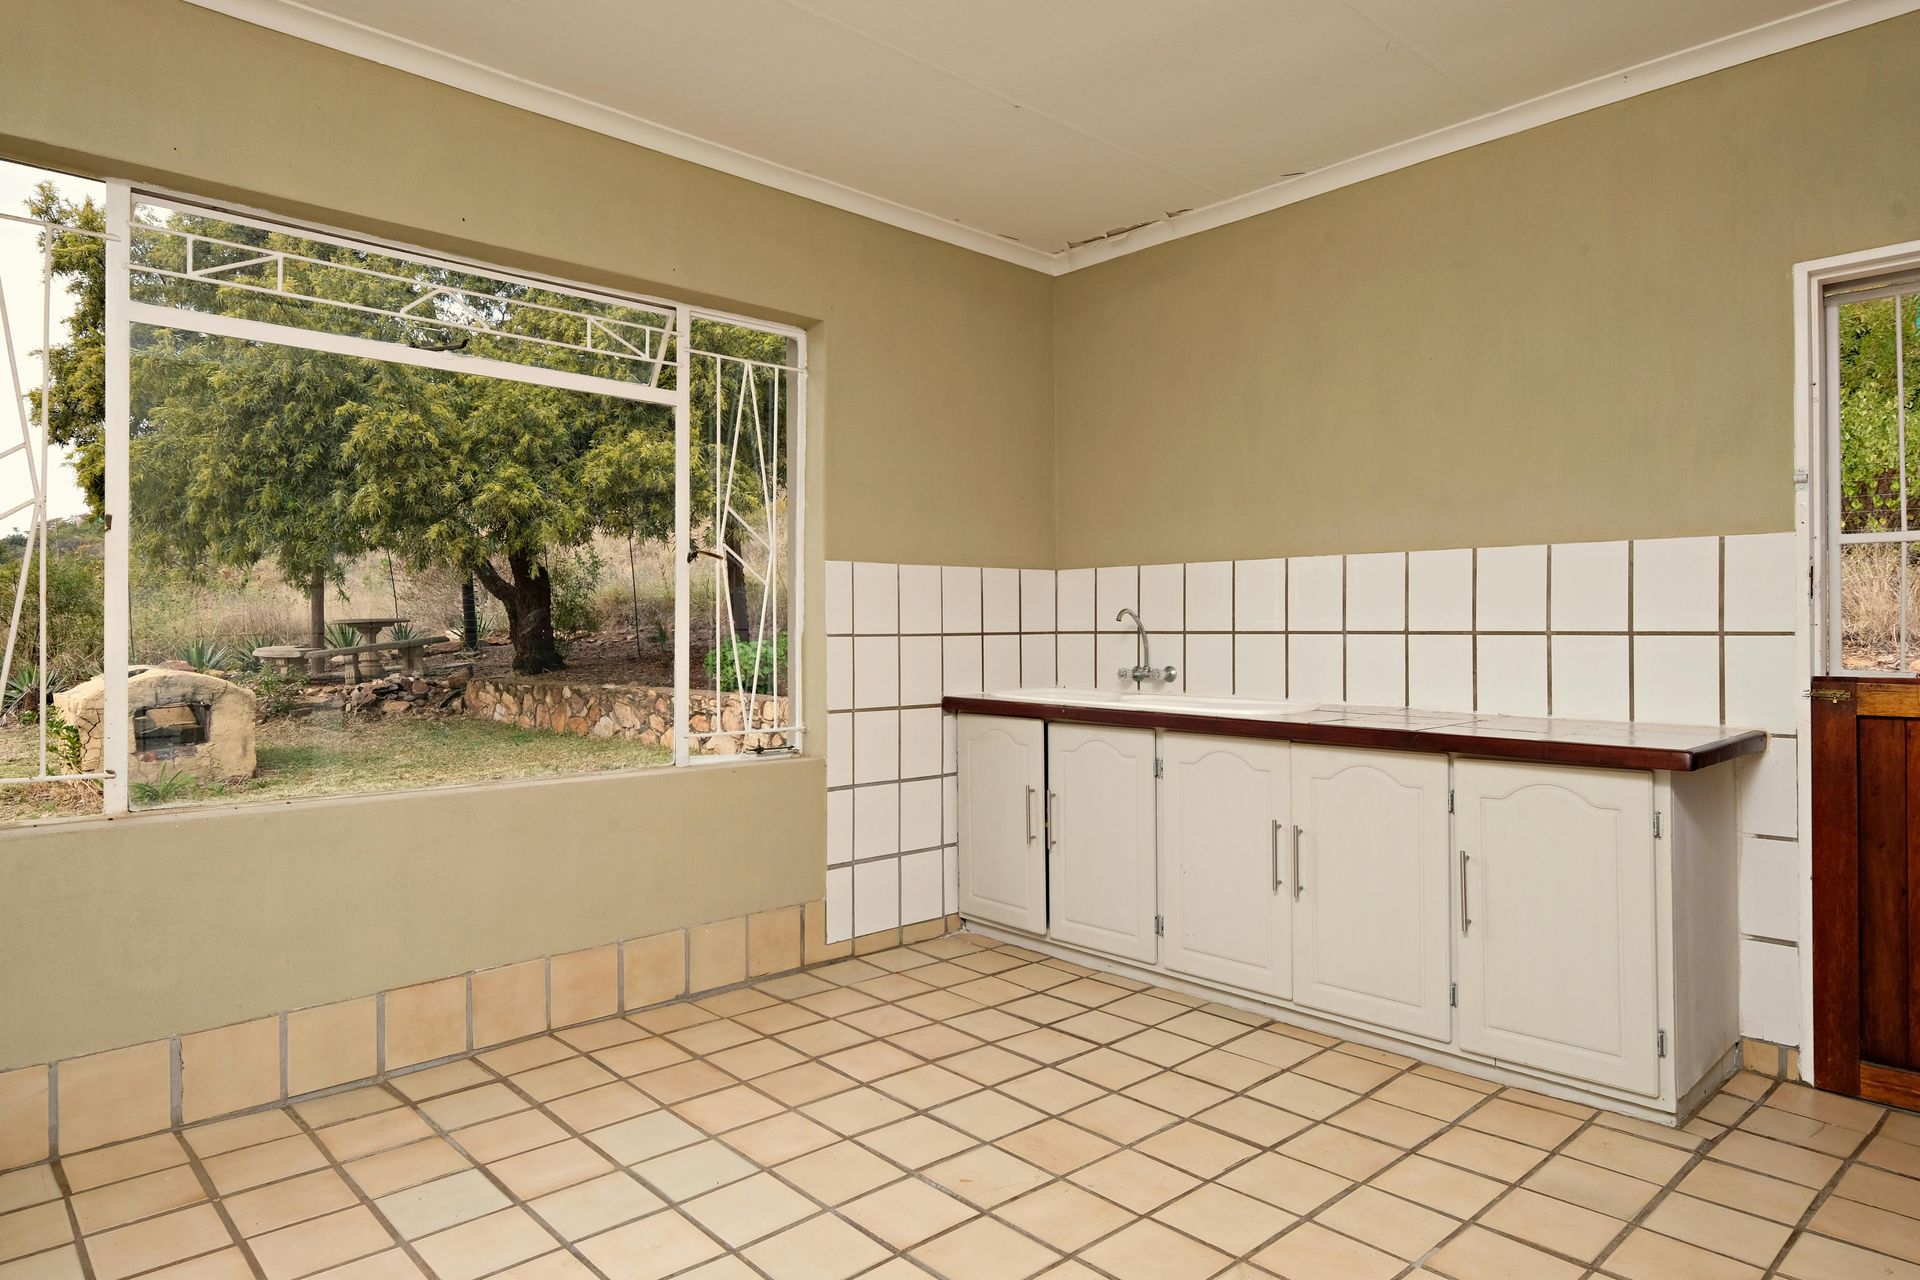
185;0;1919;278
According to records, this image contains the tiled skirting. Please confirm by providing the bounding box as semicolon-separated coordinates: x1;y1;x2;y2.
0;903;958;1172
826;532;1807;1053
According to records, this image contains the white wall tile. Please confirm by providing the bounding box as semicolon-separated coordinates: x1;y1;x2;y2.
853;784;900;861
1057;633;1094;690
943;846;959;916
1020;569;1056;632
1020;634;1057;689
853;858;900;935
1139;563;1185;630
900;849;944;926
1345;634;1406;707
1096;633;1136;692
942;712;958;775
1551;634;1630;722
941;636;983;695
1346;553;1406;631
852;562;897;635
983;568;1020;633
1634;537;1719;631
1187;562;1234;631
827;712;852;788
1739;835;1800;943
1551;541;1628;632
901;779;942;852
1184;634;1233;696
1289;633;1343;702
1724;635;1797;733
983;635;1020;691
1408;634;1474;712
941;566;982;633
1057;568;1095;633
827;636;853;712
1146;634;1184;691
1633;635;1721;724
826;866;852;944
1739;938;1801;1044
1476;545;1547;632
1736;739;1798;839
1408;549;1473;631
898;564;942;635
853;710;899;784
900;707;943;779
1724;533;1798;632
852;636;898;709
826;560;853;636
827;789;852;867
1096;565;1139;631
943;775;958;844
899;636;942;706
1476;635;1548;716
1288;556;1343;631
1234;634;1286;699
1235;559;1285;632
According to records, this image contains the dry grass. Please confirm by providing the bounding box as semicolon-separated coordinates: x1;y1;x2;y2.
1840;542;1920;670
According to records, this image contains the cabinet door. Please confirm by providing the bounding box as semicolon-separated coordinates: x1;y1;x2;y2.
957;715;1046;934
1291;747;1452;1041
1455;760;1661;1096
1048;723;1159;962
1159;734;1291;997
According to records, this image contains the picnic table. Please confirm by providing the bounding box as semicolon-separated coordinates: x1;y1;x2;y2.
254;617;435;684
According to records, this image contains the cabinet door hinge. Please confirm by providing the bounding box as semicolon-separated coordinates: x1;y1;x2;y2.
1447;789;1455;814
1153;914;1165;937
1449;982;1458;1008
1653;810;1663;839
1153;757;1164;779
1657;1028;1668;1058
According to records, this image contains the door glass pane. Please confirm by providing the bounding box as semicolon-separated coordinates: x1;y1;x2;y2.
1838;297;1902;535
1840;541;1908;671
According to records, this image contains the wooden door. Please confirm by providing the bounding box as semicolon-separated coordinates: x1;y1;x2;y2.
1812;677;1920;1108
956;715;1047;934
1048;723;1159;962
1454;759;1662;1097
1292;746;1453;1041
1159;733;1291;998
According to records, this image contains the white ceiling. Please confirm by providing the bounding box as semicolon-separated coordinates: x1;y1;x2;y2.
191;0;1911;272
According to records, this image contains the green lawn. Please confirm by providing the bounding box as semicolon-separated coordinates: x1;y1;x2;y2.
0;713;671;822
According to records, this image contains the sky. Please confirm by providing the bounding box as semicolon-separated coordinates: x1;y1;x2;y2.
0;158;98;529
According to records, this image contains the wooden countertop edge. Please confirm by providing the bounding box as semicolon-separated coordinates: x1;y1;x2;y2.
940;696;1768;772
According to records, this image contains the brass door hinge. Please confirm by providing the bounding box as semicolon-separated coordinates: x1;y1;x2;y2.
1806;688;1852;703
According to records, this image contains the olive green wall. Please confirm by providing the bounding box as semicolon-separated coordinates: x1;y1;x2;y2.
1051;14;1920;567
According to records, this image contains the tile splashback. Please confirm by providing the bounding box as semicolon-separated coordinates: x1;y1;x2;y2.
826;533;1803;1046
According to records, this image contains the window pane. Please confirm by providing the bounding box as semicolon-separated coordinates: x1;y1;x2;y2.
1838;296;1902;534
1839;540;1910;671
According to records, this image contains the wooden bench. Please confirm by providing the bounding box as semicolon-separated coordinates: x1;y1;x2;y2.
254;637;436;683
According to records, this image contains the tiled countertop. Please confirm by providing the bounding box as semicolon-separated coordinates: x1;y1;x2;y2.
942;691;1767;772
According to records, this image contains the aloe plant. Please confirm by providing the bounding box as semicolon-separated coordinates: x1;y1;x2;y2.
175;638;234;672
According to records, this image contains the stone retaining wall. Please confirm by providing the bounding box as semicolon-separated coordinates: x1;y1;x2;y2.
466;677;791;754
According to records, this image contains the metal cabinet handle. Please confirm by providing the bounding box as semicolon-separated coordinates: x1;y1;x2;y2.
1292;825;1304;900
1270;820;1282;893
1459;850;1471;935
1048;791;1059;847
1025;786;1036;843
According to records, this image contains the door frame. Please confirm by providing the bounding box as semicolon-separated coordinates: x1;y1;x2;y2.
1794;236;1920;1086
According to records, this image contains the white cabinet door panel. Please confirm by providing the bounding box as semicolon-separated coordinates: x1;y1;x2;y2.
1048;724;1158;962
957;715;1046;934
1455;760;1661;1096
1159;734;1291;997
1292;746;1452;1041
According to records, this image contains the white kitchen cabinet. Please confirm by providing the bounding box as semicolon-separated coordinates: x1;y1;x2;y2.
1048;723;1159;962
1291;746;1453;1041
1158;734;1291;997
956;715;1046;934
1453;759;1661;1096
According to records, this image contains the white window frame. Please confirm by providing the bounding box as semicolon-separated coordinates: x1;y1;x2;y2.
86;179;804;814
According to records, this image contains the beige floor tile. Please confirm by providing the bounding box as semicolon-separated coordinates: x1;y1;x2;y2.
1371;1074;1480;1122
242;1205;393;1280
0;1202;71;1265
1331;1099;1446;1149
755;1063;856;1108
1863;1135;1920;1180
858;1117;973;1170
773;1142;900;1206
907;1215;1057;1280
343;1139;470;1201
134;1247;255;1278
1193;1097;1309;1147
930;1093;1046;1144
490;1139;615;1201
292;1088;399;1132
83;1205;235;1280
1478;1186;1625;1264
315;1110;436;1164
579;1209;725;1280
513;1058;617;1104
418;1084;529;1131
1522;1154;1661;1221
1082;1218;1231;1280
557;1020;648;1055
548;1083;657;1134
1419;1127;1546;1183
1368;1152;1503;1218
1062;1095;1173;1145
1295;1050;1398;1094
683;1172;817;1247
1425;1223;1585;1280
1459;1098;1583;1149
183;1110;300;1159
1601;1226;1764;1280
202;1134;329;1196
797;1088;911;1138
222;1170;356;1238
1713;1129;1844;1188
593;1039;691;1080
634;1141;756;1200
0;1242;80;1279
1249;1073;1358;1121
1154;1183;1295;1257
925;1146;1051;1208
1315;1185;1454;1261
997;1069;1103;1117
527;1172;662;1241
720;1113;836;1166
1740;1104;1871;1158
1061;1049;1158;1091
59;1134;190;1194
1561;1126;1692;1185
1280;1123;1399;1181
1643;1191;1794;1267
993;1181;1133;1253
1220;1151;1350;1216
997;1119;1116;1175
1769;1083;1886;1132
1809;1195;1920;1265
374;1169;509;1240
1777;1232;1920;1280
0;1166;61;1217
70;1164;205;1235
1068;1149;1197;1214
1834;1163;1920;1221
839;1178;976;1249
413;1207;552;1280
1136;1121;1259;1178
1252;1221;1404;1280
584;1112;701;1167
1176;1048;1282;1093
1122;1071;1232;1118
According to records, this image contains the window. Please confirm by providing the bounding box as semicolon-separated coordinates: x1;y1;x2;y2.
0;159;803;821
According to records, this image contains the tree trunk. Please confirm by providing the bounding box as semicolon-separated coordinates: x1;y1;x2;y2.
723;520;752;642
461;576;479;653
307;566;327;649
474;552;565;674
